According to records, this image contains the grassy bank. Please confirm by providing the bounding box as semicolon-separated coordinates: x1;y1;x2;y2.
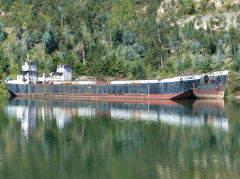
0;83;8;97
225;73;240;100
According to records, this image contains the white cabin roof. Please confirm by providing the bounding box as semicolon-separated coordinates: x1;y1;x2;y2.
22;61;37;72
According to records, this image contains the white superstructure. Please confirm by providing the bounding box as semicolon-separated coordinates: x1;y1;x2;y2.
5;52;228;86
16;61;37;84
50;64;72;81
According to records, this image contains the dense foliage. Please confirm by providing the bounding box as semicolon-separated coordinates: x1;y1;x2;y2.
1;0;240;82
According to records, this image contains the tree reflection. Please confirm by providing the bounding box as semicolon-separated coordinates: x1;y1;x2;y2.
0;98;239;178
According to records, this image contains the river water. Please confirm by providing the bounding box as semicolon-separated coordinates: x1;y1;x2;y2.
0;98;240;179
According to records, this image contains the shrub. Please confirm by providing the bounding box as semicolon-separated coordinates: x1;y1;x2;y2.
0;49;10;78
15;27;23;40
123;31;135;45
162;60;175;75
33;31;42;44
183;21;194;40
112;25;122;46
123;46;138;60
198;55;213;73
183;55;192;69
233;50;240;71
133;42;146;58
25;30;33;50
176;56;183;72
129;60;146;79
194;53;200;66
73;61;87;76
215;50;224;68
190;40;201;54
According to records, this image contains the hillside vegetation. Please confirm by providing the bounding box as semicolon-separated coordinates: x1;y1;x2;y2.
1;0;240;97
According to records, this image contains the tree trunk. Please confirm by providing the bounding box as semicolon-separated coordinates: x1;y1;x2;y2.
160;53;163;68
108;17;113;52
156;24;163;68
42;40;46;60
61;15;64;29
157;57;161;71
82;41;86;65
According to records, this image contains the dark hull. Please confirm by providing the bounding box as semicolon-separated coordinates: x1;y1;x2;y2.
194;75;228;99
7;79;200;100
7;73;228;99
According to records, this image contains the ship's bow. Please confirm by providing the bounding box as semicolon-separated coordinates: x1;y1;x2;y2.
193;71;228;99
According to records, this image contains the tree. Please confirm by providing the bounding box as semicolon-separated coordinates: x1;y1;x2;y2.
43;24;58;55
215;39;224;68
198;55;213;73
176;56;183;72
0;22;8;42
123;46;138;61
112;25;122;47
217;39;224;54
129;60;146;79
133;42;145;58
215;50;224;68
10;42;26;63
32;31;42;44
194;53;200;66
191;40;202;54
178;0;196;15
123;31;135;45
183;21;194;40
0;49;10;78
25;30;33;50
229;26;239;57
15;27;23;40
183;54;192;69
233;50;240;71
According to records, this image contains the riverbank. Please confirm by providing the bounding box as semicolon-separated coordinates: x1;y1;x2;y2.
224;72;240;100
0;83;7;97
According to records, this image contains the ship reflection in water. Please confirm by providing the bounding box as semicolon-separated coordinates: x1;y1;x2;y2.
5;98;228;136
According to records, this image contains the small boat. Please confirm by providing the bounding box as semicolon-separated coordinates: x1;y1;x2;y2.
5;60;228;99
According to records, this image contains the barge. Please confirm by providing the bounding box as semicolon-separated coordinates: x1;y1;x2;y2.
6;60;228;99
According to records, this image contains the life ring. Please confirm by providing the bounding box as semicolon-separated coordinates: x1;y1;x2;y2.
180;78;183;83
204;75;209;83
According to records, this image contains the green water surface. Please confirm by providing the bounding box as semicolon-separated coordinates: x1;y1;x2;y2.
0;98;240;179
